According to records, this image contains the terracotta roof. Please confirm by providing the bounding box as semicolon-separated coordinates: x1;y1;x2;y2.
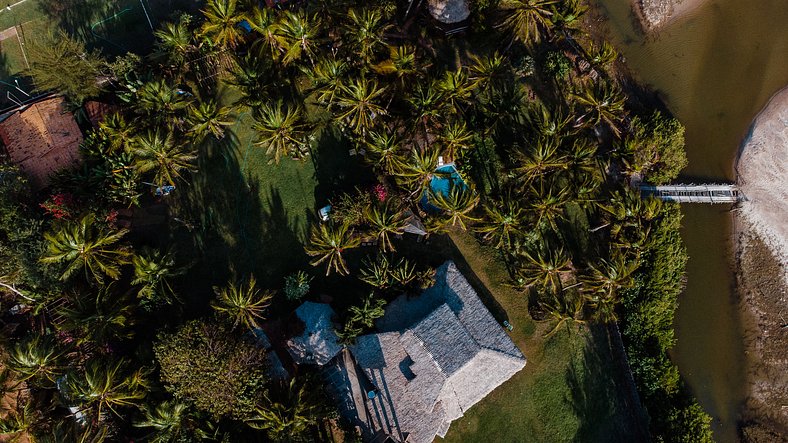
0;96;82;189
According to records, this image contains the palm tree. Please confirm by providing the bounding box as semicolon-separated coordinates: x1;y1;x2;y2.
246;378;323;440
512;137;570;185
58;286;136;345
407;81;444;137
549;0;587;42
307;57;348;106
227;53;272;109
252;101;310;164
359;254;392;289
540;291;586;338
364;201;408;252
305;222;361;276
597;187;662;252
437;68;474;114
132;246;186;306
468;52;508;95
6;335;68;388
439;120;473;160
395;147;439;197
344;8;391;67
188;100;232;142
135;80;191;125
580;254;638;301
364;130;405;175
273;10;321;66
479;83;529;137
499;0;558;45
513;240;572;293
131;130;198;187
527;104;574;139
572;82;627;137
40;213;131;283
348;294;386;328
135;400;205;443
334;77;388;135
200;0;247;50
476;194;528;248
98;113;136;152
0;400;41;440
527;180;571;231
430;184;480;231
153;19;195;74
588;41;618;68
62;359;149;420
372;45;419;89
212;276;273;330
247;6;280;60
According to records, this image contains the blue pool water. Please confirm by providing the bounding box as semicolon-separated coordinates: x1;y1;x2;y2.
420;164;467;212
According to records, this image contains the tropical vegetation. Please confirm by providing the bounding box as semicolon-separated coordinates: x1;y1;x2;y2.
0;0;706;441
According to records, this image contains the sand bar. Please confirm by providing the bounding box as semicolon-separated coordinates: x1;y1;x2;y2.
736;86;788;287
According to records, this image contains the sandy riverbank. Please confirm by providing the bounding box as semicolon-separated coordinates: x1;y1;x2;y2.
734;86;788;441
736;86;788;288
631;0;710;31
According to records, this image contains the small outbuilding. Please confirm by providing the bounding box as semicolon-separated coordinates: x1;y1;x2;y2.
0;96;83;190
427;0;470;24
286;302;343;366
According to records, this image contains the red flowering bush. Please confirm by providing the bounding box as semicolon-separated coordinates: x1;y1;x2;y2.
40;193;75;219
373;184;387;202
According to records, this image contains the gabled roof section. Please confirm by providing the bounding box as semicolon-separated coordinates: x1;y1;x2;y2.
408;303;479;376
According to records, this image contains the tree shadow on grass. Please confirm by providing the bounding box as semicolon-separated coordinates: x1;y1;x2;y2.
310;127;376;207
36;0;160;56
169;130;305;319
564;324;650;443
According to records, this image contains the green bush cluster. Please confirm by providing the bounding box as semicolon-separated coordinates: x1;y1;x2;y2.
621;205;713;442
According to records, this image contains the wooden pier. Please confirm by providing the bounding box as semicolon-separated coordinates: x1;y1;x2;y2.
639;184;743;204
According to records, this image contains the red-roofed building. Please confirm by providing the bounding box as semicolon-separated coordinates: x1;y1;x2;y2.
0;96;83;190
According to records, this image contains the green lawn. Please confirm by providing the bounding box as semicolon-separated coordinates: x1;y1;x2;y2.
170;85;374;315
436;231;650;443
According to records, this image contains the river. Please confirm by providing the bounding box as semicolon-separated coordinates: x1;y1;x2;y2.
592;0;788;441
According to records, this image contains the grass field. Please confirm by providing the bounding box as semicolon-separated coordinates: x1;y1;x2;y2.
169;85;374;316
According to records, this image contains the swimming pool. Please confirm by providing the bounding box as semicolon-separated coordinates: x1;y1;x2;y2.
420;164;467;212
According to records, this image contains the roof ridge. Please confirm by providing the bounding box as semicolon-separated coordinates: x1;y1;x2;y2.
408;328;446;375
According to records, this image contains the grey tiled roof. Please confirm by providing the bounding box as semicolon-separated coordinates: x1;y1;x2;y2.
344;261;526;443
286;302;342;366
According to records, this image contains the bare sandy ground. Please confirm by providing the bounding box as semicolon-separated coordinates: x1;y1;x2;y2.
736;86;788;287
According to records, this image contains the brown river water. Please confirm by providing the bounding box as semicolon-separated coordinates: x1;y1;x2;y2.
592;0;788;441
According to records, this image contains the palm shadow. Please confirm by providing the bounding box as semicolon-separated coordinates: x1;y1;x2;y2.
564;324;650;443
310;127;376;207
169;129;305;318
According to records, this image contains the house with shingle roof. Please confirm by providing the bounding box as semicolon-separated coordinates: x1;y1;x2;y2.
316;261;526;443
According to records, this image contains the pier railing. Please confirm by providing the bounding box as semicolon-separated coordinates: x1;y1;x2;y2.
639;184;743;204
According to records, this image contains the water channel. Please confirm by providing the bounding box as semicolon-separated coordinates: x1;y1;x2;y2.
592;0;788;441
